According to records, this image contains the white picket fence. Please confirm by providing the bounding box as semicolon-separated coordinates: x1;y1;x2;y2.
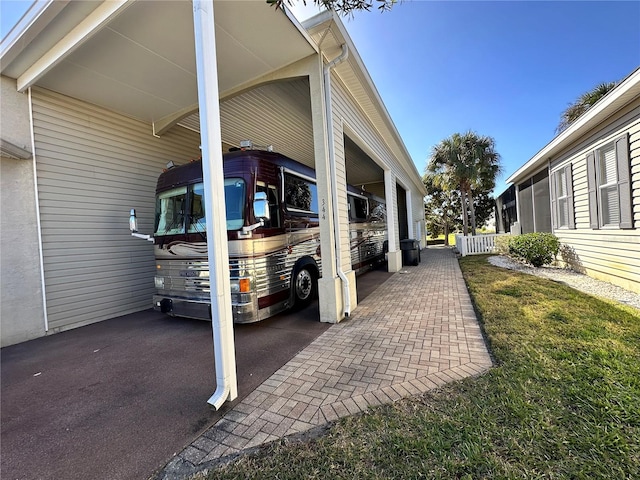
455;233;510;256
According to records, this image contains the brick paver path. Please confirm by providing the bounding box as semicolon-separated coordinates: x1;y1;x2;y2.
160;246;492;479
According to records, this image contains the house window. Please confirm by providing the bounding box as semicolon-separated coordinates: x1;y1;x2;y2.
586;133;634;230
556;170;569;227
596;142;619;227
551;164;574;230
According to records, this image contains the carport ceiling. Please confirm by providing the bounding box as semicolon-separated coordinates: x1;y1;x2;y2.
179;78;385;188
2;0;385;188
2;0;315;124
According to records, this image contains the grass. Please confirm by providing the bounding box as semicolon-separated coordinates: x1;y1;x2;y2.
427;233;457;245
201;255;640;479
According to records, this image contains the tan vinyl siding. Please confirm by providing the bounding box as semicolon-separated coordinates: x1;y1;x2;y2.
551;108;640;294
331;73;422;253
31;88;201;332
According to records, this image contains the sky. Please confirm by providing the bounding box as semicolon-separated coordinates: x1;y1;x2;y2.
2;1;639;195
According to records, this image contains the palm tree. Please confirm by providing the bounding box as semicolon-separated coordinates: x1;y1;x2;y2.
427;132;501;236
557;81;618;133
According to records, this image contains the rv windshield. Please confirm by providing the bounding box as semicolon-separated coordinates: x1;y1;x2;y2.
224;178;245;230
155;178;246;235
155;186;187;235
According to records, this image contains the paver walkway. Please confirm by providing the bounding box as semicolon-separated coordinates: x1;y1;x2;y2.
159;246;492;479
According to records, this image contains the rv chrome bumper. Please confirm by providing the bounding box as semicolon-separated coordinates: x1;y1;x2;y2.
153;294;259;323
153;295;210;321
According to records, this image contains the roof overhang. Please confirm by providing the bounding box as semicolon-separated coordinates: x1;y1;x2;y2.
0;0;316;126
506;67;640;185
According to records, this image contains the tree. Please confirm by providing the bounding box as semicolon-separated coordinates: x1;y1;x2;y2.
557;81;618;133
268;0;398;14
423;173;460;245
426;132;501;236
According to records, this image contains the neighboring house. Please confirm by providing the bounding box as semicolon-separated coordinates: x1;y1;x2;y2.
505;67;640;294
0;1;426;347
494;184;517;233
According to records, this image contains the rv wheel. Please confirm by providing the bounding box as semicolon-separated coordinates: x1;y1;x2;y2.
293;266;316;307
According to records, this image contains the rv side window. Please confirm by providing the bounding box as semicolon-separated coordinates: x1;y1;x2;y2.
225;178;246;230
188;183;206;233
368;198;386;222
349;196;368;222
155;186;187;235
284;173;318;215
257;182;281;228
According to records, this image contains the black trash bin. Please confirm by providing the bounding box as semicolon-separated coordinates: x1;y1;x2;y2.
400;239;420;266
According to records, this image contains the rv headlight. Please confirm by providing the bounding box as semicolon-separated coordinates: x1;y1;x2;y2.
154;276;165;289
230;278;251;293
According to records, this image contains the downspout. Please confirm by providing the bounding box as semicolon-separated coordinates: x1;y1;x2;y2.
28;87;49;332
193;0;238;410
323;44;351;317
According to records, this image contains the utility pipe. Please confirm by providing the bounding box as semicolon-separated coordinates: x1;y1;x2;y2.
323;43;351;317
28;87;49;332
192;0;238;410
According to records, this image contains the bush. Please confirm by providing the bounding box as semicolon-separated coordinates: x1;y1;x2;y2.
494;235;511;255
508;233;560;267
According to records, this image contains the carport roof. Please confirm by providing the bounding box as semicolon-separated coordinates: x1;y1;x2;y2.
1;1;426;195
0;0;316;126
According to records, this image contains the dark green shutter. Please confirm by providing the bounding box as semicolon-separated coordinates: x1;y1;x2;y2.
615;133;633;229
586;152;599;229
565;163;575;229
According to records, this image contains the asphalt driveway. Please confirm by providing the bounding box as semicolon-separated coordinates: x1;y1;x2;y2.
1;266;392;480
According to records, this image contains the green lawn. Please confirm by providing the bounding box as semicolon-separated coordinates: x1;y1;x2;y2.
201;255;640;479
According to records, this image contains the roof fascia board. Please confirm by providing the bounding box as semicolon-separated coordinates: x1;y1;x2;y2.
506;67;640;184
0;0;68;70
280;4;320;54
16;0;132;92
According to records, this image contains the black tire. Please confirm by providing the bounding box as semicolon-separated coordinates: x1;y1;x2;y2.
292;266;316;308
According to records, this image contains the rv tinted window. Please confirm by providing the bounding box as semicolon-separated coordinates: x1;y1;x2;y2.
155;186;187;235
349;196;368;221
188;183;206;233
225;178;246;230
284;174;318;214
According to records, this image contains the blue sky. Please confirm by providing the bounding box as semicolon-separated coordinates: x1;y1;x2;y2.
292;0;640;194
3;1;639;195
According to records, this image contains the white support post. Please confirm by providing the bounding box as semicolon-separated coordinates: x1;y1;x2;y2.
192;0;237;409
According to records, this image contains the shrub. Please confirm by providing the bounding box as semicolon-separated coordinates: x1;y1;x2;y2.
508;233;560;267
494;235;511;255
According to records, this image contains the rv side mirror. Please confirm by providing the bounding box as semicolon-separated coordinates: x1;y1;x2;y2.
129;208;138;232
253;192;270;221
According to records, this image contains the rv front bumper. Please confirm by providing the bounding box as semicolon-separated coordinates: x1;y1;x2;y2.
152;294;259;323
153;295;210;321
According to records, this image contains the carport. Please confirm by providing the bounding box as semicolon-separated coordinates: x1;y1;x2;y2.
1;0;426;407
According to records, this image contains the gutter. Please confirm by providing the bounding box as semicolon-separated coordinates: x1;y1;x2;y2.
323;43;351;317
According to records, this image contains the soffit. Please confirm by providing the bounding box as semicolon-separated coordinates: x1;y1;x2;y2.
1;0;315;124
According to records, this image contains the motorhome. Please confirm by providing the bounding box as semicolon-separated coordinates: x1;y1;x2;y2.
131;145;386;323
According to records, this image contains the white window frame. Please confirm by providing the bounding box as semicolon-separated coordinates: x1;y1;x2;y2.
595;142;619;228
555;169;569;228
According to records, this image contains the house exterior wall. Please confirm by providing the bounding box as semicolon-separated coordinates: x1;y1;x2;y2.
30;87;202;333
331;73;424;253
1;76;47;347
549;97;640;293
